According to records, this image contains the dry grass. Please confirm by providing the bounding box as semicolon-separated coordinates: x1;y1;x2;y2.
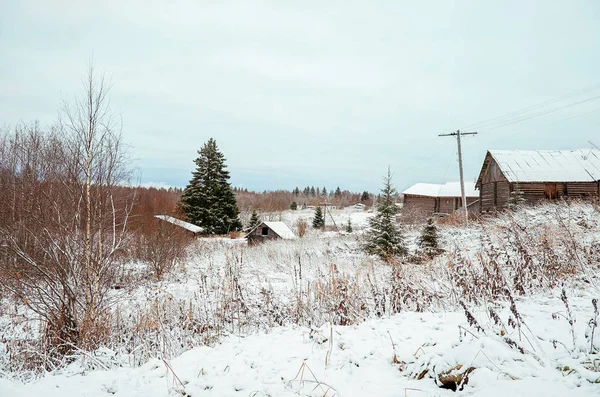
2;202;599;377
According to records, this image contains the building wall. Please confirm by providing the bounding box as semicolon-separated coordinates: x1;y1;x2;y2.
403;195;436;214
479;156;600;212
404;194;478;215
247;224;281;245
480;179;600;212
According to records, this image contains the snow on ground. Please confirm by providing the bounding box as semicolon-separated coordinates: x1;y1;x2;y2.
260;207;374;231
2;294;599;396
2;202;600;396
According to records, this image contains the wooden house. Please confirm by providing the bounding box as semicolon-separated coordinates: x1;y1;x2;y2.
402;182;479;215
154;215;204;236
475;149;600;212
246;221;296;245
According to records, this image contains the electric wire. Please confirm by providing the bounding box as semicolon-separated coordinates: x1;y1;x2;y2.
462;82;600;131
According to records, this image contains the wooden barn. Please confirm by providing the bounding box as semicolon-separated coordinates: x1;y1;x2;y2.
154;215;204;236
246;221;296;245
402;182;479;216
475;149;600;212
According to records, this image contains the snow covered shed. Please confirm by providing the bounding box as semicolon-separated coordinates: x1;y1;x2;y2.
246;221;296;245
402;182;479;215
475;150;600;212
154;215;204;236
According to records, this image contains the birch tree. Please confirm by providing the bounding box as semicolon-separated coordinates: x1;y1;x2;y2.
0;63;133;353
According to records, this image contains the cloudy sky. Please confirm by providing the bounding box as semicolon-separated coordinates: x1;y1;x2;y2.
2;0;600;192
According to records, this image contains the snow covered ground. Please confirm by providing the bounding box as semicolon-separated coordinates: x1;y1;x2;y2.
2;294;599;396
258;206;374;232
2;202;600;396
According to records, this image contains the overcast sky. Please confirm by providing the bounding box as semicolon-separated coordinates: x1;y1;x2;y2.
2;0;600;192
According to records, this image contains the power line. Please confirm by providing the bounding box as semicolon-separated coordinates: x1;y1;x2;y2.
462;82;600;131
481;106;600;146
480;94;600;132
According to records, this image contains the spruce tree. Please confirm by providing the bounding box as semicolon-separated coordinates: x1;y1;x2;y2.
290;201;298;210
312;206;325;229
247;210;261;231
362;168;406;261
419;217;439;253
345;218;353;233
360;191;370;202
507;183;525;210
334;186;342;198
178;138;242;234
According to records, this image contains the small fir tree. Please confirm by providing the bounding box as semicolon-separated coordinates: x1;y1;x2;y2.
360;191;370;202
362;168;406;261
313;206;325;229
247;210;261;231
345;218;353;233
290;201;298;210
321;187;328;196
419;217;439;253
178;138;242;234
507;183;525;210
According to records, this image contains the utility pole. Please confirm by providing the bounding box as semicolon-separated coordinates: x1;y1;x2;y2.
439;130;477;226
320;201;330;230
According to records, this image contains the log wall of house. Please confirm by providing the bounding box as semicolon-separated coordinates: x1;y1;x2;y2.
479;157;511;212
438;198;455;214
564;182;600;197
403;195;436;214
480;181;511;211
438;197;479;214
515;183;557;203
478;155;600;212
247;225;280;245
404;195;479;215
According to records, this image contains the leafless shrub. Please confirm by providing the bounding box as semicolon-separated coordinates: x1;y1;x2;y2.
437;211;464;227
132;219;191;280
0;64;133;357
586;298;599;354
312;264;365;325
296;219;308;237
398;206;429;226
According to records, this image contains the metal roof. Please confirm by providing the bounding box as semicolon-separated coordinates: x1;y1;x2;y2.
488;149;600;183
402;181;478;198
154;215;204;234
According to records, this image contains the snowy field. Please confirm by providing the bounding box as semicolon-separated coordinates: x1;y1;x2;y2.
2;202;600;396
2;294;599;396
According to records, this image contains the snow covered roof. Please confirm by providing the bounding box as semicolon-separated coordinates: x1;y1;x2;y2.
154;215;204;234
263;221;296;239
247;221;296;240
402;182;478;198
482;149;600;183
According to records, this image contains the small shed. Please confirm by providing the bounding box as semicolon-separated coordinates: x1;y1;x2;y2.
154;215;204;235
475;149;600;212
246;221;296;245
402;182;479;215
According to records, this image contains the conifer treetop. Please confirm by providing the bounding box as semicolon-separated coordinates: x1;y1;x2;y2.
178;138;241;235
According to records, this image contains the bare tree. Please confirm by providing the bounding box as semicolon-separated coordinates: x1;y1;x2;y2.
0;63;133;354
